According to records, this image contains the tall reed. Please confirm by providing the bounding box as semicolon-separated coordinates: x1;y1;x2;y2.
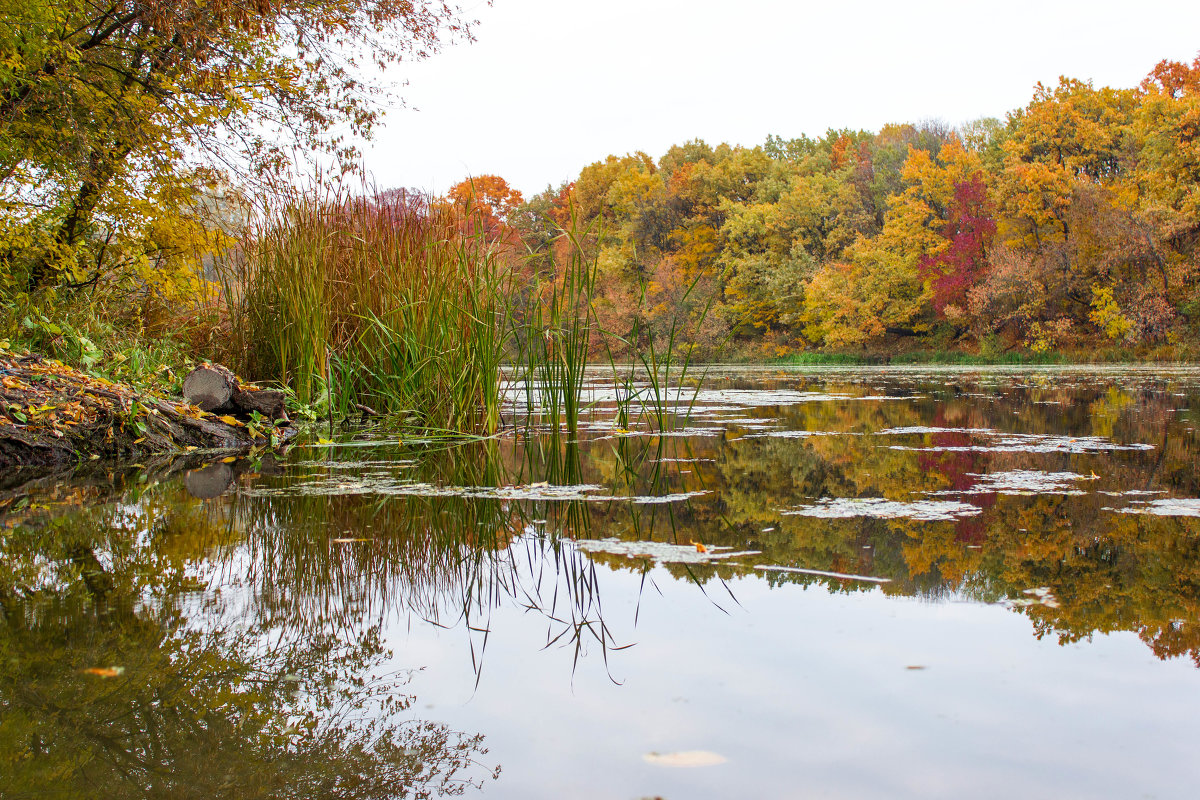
511;210;600;438
223;186;511;434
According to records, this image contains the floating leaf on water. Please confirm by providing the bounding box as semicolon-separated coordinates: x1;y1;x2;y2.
83;666;125;678
643;750;727;768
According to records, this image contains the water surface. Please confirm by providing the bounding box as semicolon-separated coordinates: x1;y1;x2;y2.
4;365;1200;798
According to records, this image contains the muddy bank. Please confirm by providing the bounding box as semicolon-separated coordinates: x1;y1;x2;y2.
0;351;293;469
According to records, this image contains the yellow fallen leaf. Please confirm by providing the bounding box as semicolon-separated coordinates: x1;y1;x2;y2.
83;666;125;678
221;456;237;463
218;415;241;426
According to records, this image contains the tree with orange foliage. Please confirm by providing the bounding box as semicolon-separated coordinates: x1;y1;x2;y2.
444;175;525;242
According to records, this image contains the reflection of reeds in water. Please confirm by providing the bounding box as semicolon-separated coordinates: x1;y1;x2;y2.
225;437;627;677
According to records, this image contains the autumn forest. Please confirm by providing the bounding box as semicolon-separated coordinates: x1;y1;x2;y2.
456;55;1200;360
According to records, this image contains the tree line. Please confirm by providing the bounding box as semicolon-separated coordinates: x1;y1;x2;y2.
476;55;1200;357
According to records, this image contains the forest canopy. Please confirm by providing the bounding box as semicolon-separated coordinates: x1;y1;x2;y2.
495;55;1200;357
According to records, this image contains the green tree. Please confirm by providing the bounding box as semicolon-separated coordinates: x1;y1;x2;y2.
0;0;473;291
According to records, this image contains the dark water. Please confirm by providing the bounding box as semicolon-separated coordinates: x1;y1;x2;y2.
4;365;1200;799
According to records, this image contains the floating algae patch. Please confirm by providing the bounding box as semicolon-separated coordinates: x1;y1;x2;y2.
955;470;1097;496
626;490;712;504
243;478;709;505
1006;586;1062;609
754;565;891;584
877;426;997;435
288;459;418;471
574;538;760;565
781;497;982;521
887;431;1153;454
1109;498;1200;517
745;429;864;439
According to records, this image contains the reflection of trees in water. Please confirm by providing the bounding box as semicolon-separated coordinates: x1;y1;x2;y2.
565;376;1200;664
0;502;498;798
5;368;1200;795
684;379;1200;665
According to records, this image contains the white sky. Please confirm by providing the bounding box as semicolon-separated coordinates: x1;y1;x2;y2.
360;0;1200;199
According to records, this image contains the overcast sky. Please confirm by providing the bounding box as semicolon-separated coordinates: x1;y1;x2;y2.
359;0;1200;198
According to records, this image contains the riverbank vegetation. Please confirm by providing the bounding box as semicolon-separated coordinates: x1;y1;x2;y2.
3;4;1200;446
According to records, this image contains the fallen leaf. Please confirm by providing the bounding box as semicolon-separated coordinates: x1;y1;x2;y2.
221;456;237;463
83;666;125;678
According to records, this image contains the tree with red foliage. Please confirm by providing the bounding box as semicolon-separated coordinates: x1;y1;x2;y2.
918;173;996;319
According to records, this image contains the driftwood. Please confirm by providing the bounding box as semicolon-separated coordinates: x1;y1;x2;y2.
1;352;294;469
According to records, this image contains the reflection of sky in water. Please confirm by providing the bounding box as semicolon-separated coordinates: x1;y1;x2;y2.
392;563;1200;799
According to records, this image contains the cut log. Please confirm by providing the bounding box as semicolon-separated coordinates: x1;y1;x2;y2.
233;388;288;422
183;364;239;411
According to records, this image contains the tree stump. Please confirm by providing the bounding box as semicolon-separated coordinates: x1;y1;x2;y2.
182;364;239;411
182;364;288;423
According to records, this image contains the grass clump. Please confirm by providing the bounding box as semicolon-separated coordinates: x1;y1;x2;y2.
223;188;511;434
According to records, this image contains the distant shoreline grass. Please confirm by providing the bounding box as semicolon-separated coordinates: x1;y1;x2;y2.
765;347;1200;366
